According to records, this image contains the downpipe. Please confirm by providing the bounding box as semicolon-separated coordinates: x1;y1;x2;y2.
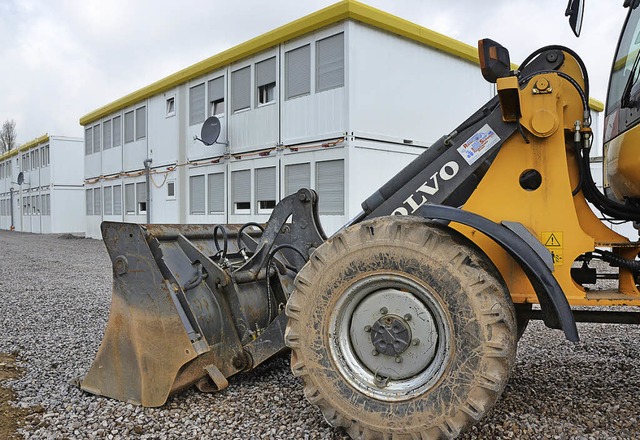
144;158;152;224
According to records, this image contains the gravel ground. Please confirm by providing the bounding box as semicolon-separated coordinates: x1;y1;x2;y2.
1;230;640;439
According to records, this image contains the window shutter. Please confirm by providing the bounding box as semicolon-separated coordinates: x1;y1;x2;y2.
104;186;113;215
285;163;310;196
208;77;224;103
189;175;205;214
189;84;206;125
286;45;311;99
113;116;122;147
208;172;225;213
136;182;146;214
256;57;276;87
231;66;251;112
113;185;122;215
85;127;92;155
86;189;93;215
317;33;344;92
232;170;251;203
316;160;344;214
124;111;134;143
255;167;276;202
93;125;101;153
136;106;146;140
125;183;135;213
94;187;102;215
103;120;112;150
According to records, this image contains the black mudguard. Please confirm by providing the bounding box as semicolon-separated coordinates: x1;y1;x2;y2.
416;204;579;342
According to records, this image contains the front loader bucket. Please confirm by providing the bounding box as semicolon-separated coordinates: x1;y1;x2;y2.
81;189;327;407
81;223;198;406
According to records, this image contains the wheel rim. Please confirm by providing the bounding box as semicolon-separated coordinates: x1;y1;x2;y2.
329;273;452;402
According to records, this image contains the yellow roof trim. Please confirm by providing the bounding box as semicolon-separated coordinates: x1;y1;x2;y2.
0;134;49;162
588;97;604;112
18;134;50;152
79;0;603;125
0;148;19;162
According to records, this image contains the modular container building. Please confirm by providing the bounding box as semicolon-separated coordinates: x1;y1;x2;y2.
80;0;606;239
0;135;85;234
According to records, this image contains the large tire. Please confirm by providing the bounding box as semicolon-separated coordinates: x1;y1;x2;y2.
285;216;517;439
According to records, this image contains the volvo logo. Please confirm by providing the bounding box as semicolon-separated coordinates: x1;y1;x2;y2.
392;161;460;216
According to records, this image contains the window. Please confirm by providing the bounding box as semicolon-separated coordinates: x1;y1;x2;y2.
208;77;225;116
43;193;50;215
255;167;276;213
166;97;176;117
231;66;251;112
167;181;175;199
256;57;276;106
103;120;112;150
86;189;93;215
113;116;122;147
286;44;311;99
41;146;50;167
113;185;122;215
35;195;41;215
23;196;28;216
93;124;101;153
207;172;224;214
24;153;29;171
32;150;38;170
125;183;135;214
94;187;102;215
316;33;344;92
316;160;344;215
136;106;146;140
104;186;113;215
124;111;135;143
85;127;93;155
232;169;251;213
189;175;205;215
136;182;147;214
189;83;206;126
285;163;311;196
31;195;36;215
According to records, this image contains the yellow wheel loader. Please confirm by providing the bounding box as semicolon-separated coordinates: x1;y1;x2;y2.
81;1;640;438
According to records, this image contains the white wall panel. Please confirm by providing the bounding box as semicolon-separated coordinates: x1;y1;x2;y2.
282;87;345;144
229;103;278;153
347;22;494;145
148;91;179;167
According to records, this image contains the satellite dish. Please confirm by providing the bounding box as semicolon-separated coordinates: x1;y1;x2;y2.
200;116;221;146
17;172;24;185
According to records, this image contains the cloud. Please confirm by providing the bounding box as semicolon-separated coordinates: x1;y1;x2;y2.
0;0;630;144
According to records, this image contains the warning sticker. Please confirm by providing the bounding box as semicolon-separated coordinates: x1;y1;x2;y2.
457;124;501;165
541;232;563;266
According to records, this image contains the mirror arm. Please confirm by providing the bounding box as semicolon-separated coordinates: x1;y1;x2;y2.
193;135;229;147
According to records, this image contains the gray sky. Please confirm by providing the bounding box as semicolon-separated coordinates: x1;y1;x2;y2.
0;0;628;145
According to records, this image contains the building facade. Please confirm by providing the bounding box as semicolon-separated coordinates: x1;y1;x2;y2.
0;135;85;234
80;1;606;239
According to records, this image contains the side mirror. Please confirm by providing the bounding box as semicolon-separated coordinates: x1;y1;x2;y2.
565;0;584;37
478;39;511;84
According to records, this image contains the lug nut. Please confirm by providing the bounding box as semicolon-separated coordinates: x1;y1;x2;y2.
404;313;412;321
395;356;402;363
412;338;420;346
364;325;371;332
372;349;379;356
380;307;388;315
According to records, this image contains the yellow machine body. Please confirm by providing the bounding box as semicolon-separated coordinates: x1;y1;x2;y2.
455;57;640;307
606;131;640;202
